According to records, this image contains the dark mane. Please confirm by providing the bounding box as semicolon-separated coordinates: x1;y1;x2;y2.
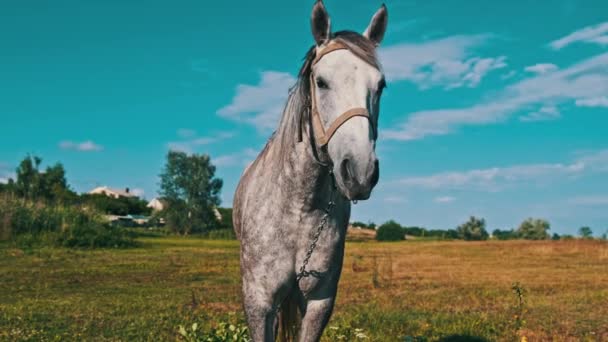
268;30;381;164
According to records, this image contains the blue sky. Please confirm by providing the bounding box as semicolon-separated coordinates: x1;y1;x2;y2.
1;0;607;235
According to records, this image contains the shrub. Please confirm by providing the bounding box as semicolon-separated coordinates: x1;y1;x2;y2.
578;226;593;239
517;218;550;240
376;220;405;241
493;229;518;240
351;221;376;230
0;195;135;249
456;216;489;241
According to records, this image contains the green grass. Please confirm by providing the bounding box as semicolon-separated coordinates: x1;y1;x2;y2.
1;237;607;341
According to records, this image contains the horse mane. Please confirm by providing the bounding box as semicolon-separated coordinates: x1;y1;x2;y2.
268;30;381;165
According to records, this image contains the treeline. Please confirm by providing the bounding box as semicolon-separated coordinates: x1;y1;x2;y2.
1;152;231;246
0;155;155;248
0;155;150;216
372;216;605;242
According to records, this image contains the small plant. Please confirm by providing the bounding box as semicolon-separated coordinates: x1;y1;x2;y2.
178;321;250;342
325;324;369;340
511;282;527;332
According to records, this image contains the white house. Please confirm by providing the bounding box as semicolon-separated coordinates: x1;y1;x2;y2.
89;186;136;199
147;197;223;221
147;198;167;211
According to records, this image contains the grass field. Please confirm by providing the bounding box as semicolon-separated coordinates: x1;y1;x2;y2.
1;236;607;341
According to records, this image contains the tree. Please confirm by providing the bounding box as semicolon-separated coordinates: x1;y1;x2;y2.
578;226;593;239
376;220;405;241
402;226;425;237
552;233;561;241
159;151;223;235
456;216;489;241
492;229;517;240
516;218;550;240
217;207;233;230
80;193;151;216
351;221;376;230
13;155;75;202
15;155;43;200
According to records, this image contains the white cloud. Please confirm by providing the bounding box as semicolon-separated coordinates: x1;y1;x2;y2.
575;96;608;108
217;71;296;131
550;22;608;50
383;52;608;141
167;131;234;153
213;148;259;168
500;70;517;80
435;196;455;203
59;140;103;152
520;105;561;122
524;63;558;75
395;149;608;192
379;34;506;89
569;195;608;206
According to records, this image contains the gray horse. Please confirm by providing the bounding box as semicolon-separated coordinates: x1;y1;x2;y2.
233;1;388;340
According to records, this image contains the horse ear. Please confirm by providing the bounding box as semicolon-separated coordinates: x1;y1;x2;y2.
363;4;388;46
311;0;331;46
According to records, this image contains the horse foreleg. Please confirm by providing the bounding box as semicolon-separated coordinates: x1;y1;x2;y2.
242;294;277;342
297;297;335;342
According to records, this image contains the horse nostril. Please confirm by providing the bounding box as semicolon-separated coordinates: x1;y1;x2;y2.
340;158;352;183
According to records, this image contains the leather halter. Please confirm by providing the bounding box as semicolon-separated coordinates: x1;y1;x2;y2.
308;42;375;147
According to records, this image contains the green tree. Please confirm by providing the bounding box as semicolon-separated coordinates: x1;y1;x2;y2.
516;218;550;240
159;151;223;235
80;194;151;216
578;226;593;239
456;216;489;241
216;207;233;230
492;229;517;240
552;233;561;241
13;155;75;202
15;155;43;200
376;220;405;241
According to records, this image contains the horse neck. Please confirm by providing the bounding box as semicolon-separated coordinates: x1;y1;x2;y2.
269;88;334;209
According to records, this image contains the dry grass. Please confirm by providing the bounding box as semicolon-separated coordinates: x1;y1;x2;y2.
1;238;606;341
339;239;608;341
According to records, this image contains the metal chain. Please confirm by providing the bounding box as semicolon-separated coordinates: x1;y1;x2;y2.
296;170;336;283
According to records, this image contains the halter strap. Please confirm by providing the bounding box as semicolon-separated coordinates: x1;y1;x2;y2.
308;42;375;147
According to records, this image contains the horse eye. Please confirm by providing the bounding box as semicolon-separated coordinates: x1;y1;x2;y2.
316;77;329;90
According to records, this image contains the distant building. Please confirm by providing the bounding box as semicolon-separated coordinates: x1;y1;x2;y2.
147;198;168;211
147;197;223;221
89;186;136;199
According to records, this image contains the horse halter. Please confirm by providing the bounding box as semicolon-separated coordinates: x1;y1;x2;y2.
308;41;377;147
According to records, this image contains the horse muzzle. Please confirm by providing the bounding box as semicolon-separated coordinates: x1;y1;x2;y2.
337;157;379;201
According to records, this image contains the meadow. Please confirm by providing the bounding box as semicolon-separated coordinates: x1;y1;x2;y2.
1;236;607;341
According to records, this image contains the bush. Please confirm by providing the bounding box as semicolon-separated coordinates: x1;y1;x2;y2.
351;221;376;230
0;195;135;249
456;216;489;241
517;218;550;240
493;229;518;240
376;220;405;241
